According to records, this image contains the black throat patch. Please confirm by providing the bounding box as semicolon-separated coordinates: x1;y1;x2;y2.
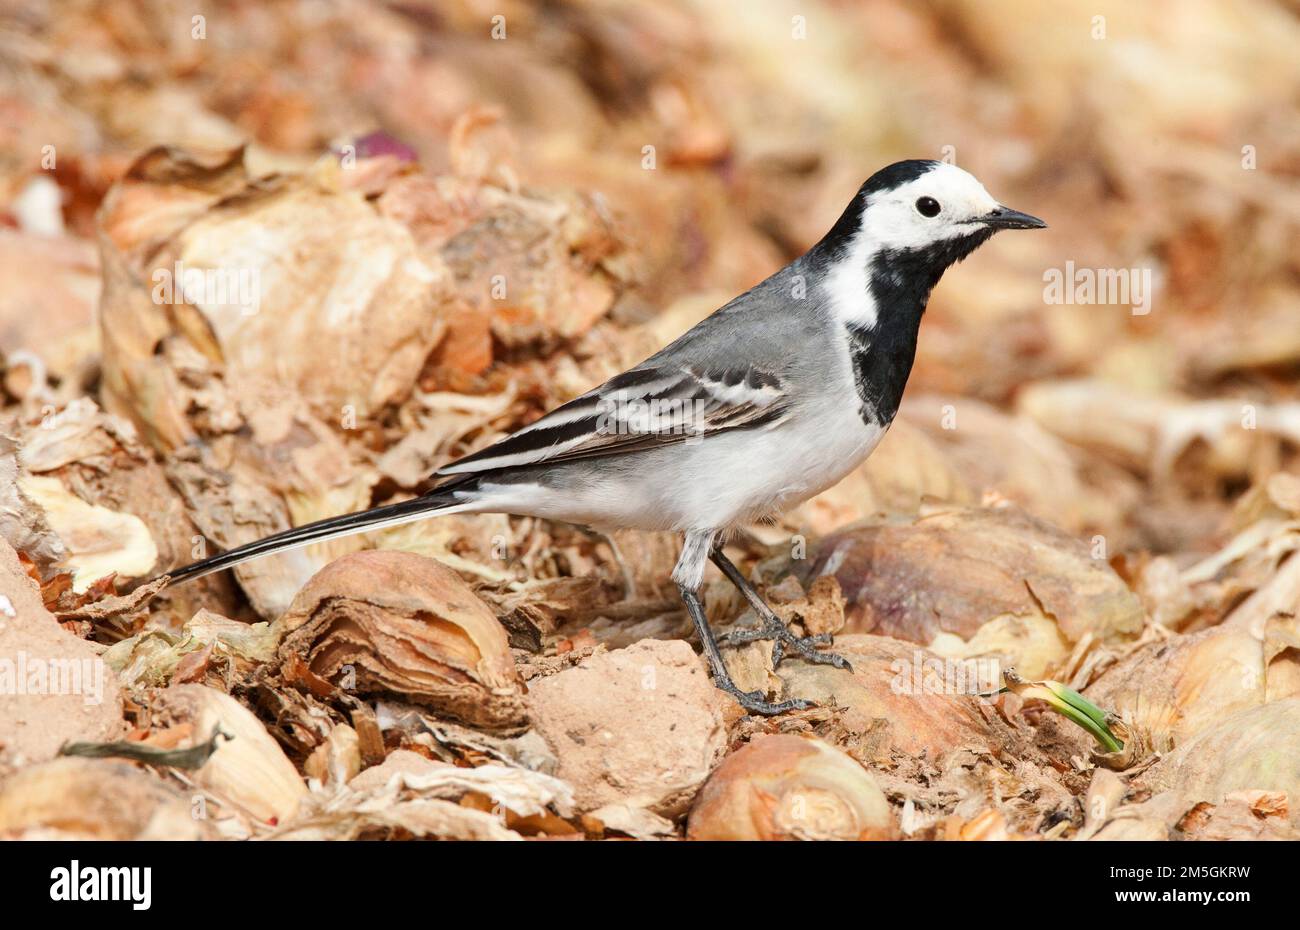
845;228;994;426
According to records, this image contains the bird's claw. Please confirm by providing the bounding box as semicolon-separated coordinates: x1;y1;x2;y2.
719;619;853;672
715;627;772;646
723;686;812;717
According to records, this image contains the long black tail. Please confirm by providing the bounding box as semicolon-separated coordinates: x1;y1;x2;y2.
162;485;473;587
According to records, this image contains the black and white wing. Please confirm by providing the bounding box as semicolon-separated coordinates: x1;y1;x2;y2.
436;364;790;477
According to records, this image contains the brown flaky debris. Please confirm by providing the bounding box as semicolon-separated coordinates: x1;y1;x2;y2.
803;505;1145;678
144;683;308;829
276;550;528;732
688;735;895;841
0;538;125;766
0;757;210;840
774;635;1011;760
526;639;727;817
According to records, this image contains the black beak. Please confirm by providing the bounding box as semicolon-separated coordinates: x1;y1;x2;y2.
982;206;1047;230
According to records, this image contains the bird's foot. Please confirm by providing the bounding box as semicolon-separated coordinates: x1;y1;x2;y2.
715;680;812;716
678;578;818;717
719;618;853;671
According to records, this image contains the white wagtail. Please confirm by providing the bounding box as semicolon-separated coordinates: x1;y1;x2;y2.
163;159;1045;715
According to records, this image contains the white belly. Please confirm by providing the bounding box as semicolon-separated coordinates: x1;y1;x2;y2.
682;402;887;529
480;399;886;533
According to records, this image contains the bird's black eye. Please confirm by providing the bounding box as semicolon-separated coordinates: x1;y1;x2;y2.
915;196;941;218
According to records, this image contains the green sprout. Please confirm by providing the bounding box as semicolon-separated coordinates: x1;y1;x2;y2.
994;669;1125;753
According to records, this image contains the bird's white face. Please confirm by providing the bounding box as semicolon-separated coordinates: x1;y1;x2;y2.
859;162;1002;252
818;160;1043;327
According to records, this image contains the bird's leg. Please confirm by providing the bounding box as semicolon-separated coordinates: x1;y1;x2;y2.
711;548;852;671
678;584;811;716
672;529;808;715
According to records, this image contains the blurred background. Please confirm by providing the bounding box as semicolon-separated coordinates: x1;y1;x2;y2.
1;0;1299;617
